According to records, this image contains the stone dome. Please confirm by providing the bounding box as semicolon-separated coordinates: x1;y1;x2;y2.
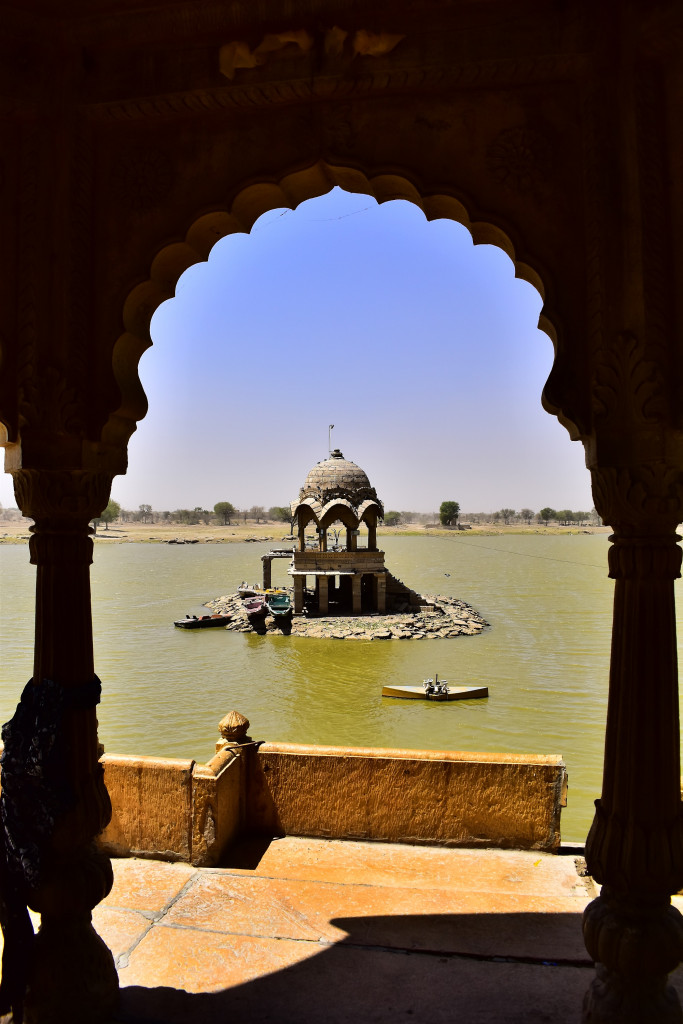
298;449;381;507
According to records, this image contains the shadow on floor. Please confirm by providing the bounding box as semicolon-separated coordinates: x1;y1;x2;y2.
114;913;595;1024
219;834;278;869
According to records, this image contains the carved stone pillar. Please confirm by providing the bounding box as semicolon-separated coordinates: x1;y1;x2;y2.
293;576;305;614
10;469;119;1024
376;573;387;613
262;556;272;590
583;466;683;1023
318;575;329;615
351;573;362;615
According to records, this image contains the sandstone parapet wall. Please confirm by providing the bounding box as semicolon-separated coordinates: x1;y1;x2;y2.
98;733;567;865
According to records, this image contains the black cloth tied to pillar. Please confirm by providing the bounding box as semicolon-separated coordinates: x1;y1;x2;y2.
0;676;102;1022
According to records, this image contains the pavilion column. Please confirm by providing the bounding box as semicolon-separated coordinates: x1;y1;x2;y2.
262;557;272;590
368;523;377;550
318;576;329;615
351;574;362;614
293;576;304;614
582;466;683;1023
376;573;386;613
10;468;118;1024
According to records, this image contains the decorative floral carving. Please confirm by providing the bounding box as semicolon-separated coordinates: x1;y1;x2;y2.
111;147;175;212
12;469;112;522
486;126;553;195
19;365;84;436
591;464;683;533
592;333;667;426
218;28;403;81
323;112;357;154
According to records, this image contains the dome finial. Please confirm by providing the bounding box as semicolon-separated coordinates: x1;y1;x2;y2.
330;448;344;459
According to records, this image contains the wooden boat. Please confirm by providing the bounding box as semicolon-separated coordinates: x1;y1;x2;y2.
265;592;292;617
382;677;488;701
237;583;266;598
244;595;267;618
174;613;232;629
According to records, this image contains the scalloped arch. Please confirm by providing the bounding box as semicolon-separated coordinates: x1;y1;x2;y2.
319;499;359;531
104;161;563;454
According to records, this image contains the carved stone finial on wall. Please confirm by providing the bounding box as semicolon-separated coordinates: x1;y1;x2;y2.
218;710;251;743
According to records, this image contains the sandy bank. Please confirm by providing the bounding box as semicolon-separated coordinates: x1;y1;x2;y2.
0;519;611;544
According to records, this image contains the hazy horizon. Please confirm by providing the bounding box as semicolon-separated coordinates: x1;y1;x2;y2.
0;187;594;514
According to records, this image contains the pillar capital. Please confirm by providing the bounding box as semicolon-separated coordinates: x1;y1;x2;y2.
12;468;112;528
590;462;683;538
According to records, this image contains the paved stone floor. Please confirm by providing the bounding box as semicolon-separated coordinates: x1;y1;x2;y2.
14;837;683;1022
98;836;598;1024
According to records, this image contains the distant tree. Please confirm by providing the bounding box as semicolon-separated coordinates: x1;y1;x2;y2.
555;509;574;525
537;507;556;526
383;510;402;527
268;506;292;523
173;508;199;525
249;505;265;523
574;511;590;526
92;499;121;533
520;508;534;525
439;501;460;526
214;501;236;525
498;508;516;525
139;504;152;523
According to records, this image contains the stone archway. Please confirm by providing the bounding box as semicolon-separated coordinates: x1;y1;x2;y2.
3;4;683;1021
106;163;568;461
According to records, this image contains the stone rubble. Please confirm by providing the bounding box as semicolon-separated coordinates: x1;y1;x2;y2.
205;590;488;640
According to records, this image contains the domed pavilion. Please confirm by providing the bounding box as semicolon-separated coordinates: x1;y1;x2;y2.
288;449;387;615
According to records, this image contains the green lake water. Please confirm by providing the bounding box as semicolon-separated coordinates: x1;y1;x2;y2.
2;532;682;843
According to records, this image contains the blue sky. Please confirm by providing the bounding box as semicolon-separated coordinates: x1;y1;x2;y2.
2;187;594;515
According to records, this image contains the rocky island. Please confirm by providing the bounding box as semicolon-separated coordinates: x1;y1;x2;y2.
206;589;488;641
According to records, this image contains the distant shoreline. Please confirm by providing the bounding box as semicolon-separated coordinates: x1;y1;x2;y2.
0;520;612;544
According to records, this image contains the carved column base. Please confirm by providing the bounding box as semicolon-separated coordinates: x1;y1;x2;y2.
584;963;682;1024
25;916;118;1024
24;842;119;1024
583;888;683;1023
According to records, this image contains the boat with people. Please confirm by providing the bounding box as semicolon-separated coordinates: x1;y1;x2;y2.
382;673;488;702
174;613;232;629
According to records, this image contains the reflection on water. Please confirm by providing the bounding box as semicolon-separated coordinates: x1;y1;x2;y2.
2;533;681;842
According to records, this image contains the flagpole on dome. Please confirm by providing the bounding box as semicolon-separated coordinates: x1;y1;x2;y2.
328;424;334;455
